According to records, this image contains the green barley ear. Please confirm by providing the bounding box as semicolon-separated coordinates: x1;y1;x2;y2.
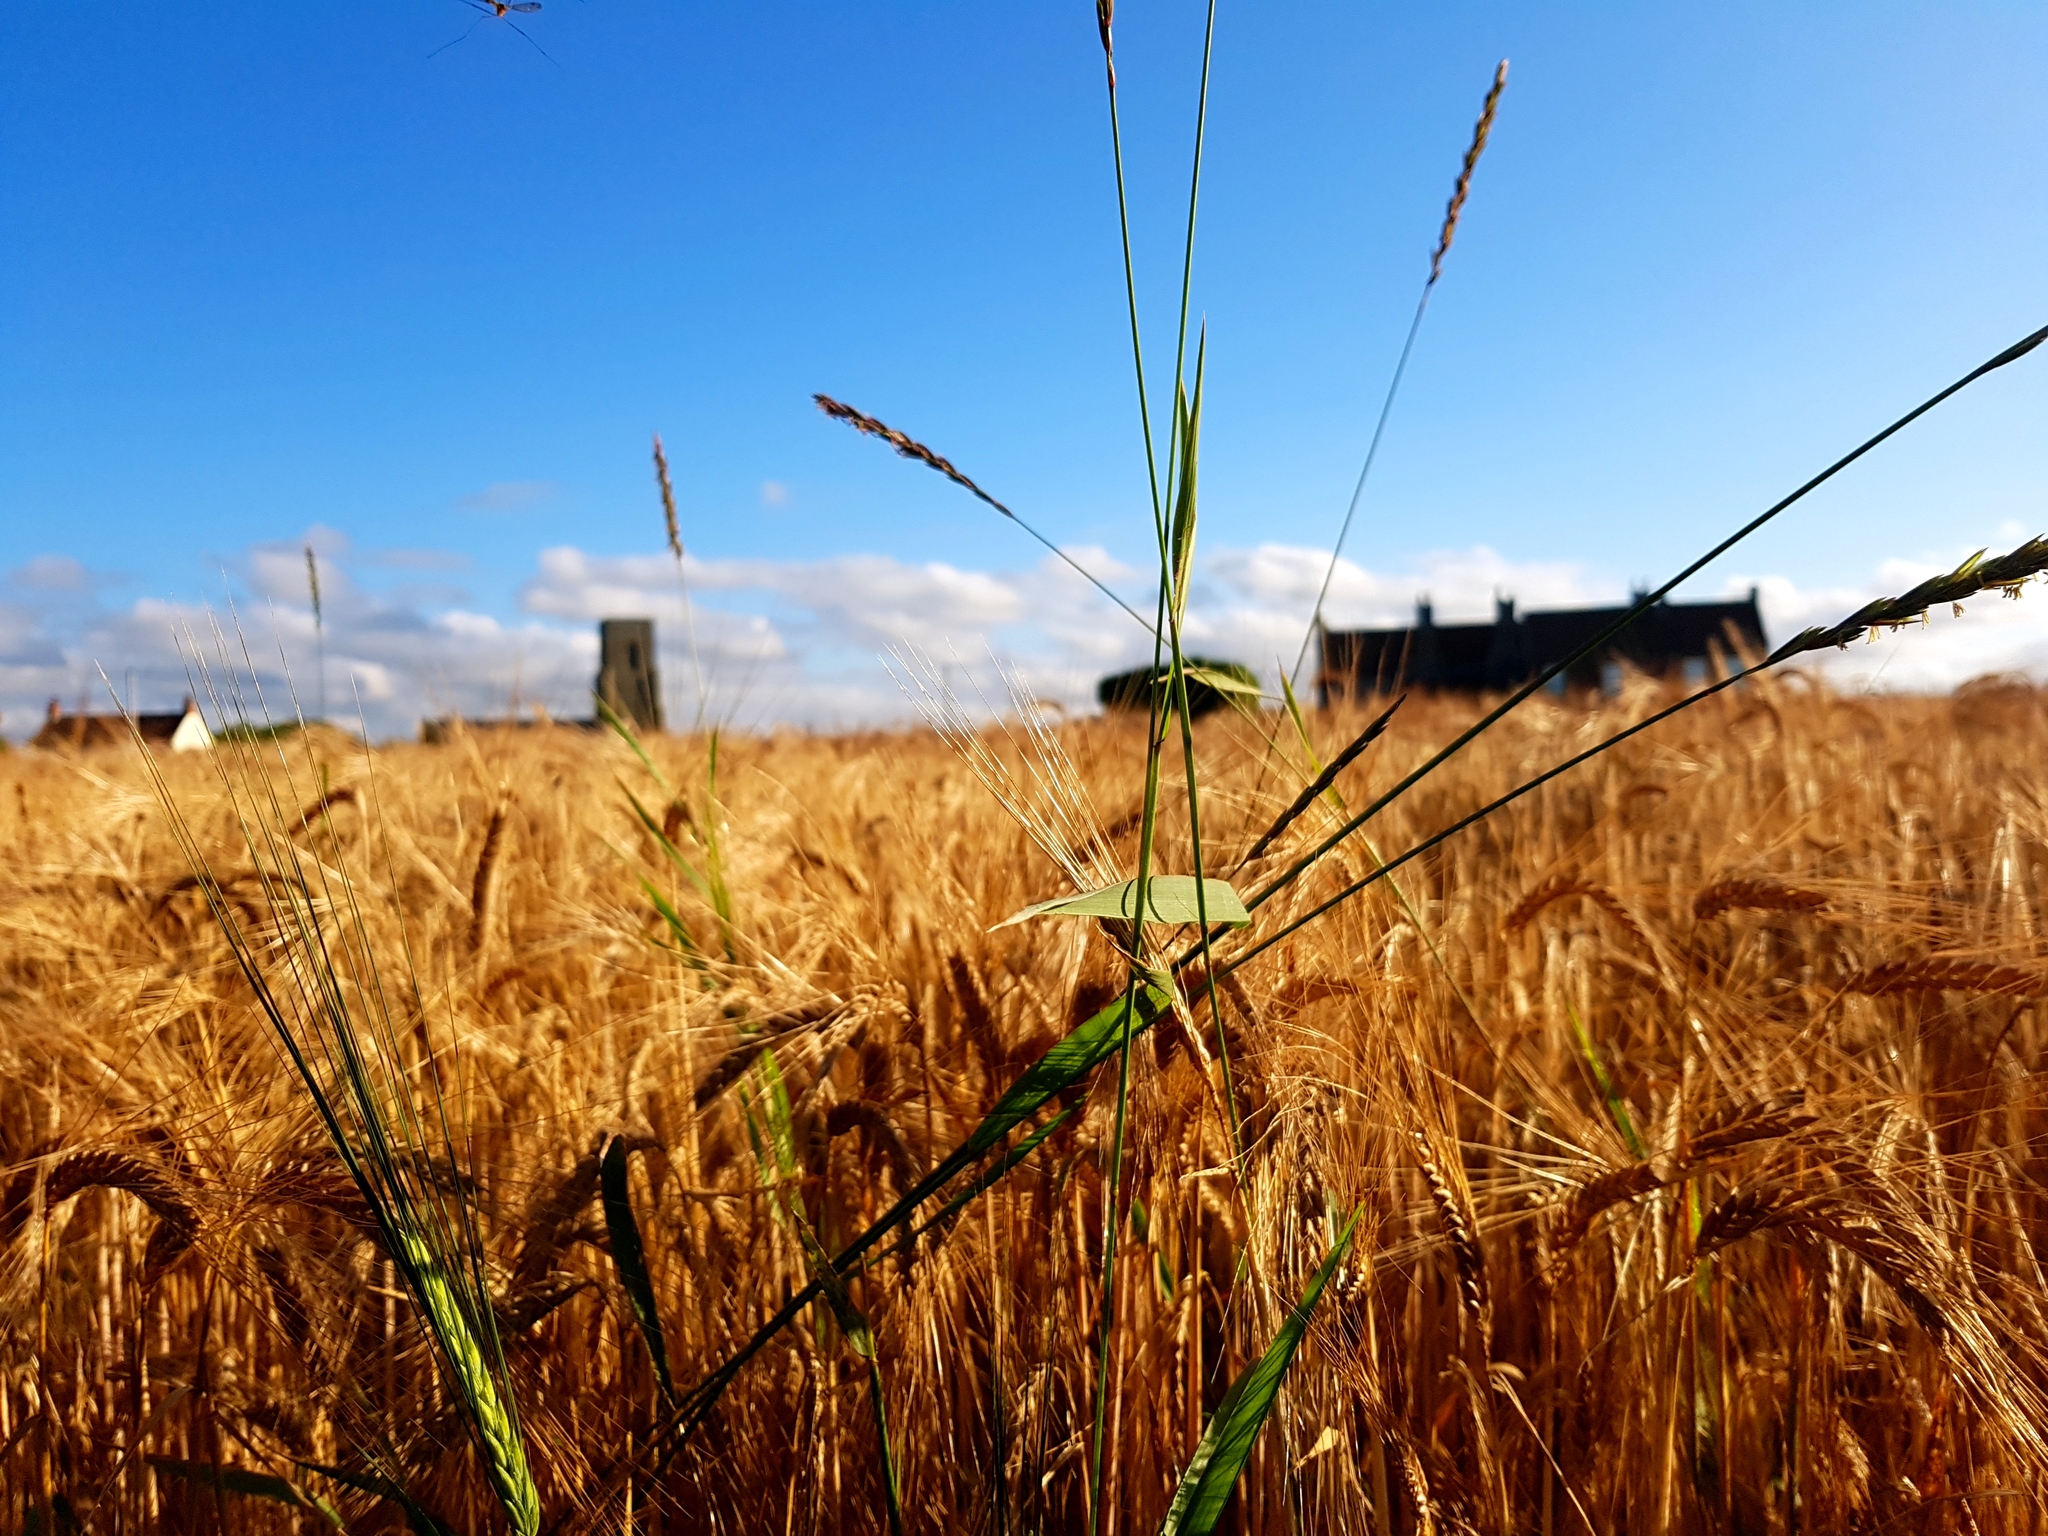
132;630;542;1535
1769;535;2048;661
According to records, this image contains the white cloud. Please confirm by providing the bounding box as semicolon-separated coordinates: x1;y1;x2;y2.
7;532;2048;743
9;555;98;593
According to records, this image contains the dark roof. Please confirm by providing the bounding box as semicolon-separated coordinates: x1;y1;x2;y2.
1322;592;1765;699
31;709;191;752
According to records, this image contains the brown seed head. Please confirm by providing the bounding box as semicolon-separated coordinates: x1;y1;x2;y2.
814;393;1013;518
1431;59;1508;283
653;432;683;562
1096;0;1114;84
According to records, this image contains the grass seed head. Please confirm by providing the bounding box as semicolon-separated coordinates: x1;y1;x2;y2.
1431;59;1508;283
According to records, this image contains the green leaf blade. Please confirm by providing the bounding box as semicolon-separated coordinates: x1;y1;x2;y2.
148;1459;345;1528
602;1138;676;1405
1159;1209;1360;1535
994;875;1249;930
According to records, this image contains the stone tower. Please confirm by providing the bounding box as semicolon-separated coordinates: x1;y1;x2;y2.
596;618;663;732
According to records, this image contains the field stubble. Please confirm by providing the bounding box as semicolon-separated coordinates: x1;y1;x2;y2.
6;674;2048;1531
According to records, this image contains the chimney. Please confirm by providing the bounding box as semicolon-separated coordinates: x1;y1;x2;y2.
182;696;197;715
1495;594;1516;624
1415;598;1434;629
47;698;61;723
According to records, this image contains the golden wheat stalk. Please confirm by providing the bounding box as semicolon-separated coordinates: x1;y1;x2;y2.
1552;1096;1820;1256
1430;60;1508;283
1411;1126;1490;1328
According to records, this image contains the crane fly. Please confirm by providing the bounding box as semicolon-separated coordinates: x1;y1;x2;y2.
430;0;556;65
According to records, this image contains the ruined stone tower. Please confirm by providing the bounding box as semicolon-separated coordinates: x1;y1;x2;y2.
596;618;663;732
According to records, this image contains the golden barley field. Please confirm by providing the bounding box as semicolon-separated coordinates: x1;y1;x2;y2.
7;672;2048;1533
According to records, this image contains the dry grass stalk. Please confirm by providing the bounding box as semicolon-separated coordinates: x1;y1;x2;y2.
814;394;1015;519
1410;1124;1490;1333
1552;1095;1821;1256
1771;535;2048;659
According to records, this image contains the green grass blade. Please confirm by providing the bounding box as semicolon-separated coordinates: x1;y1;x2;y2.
1567;1003;1646;1160
647;989;1167;1457
1167;341;1204;628
1245;324;2048;922
147;1459;345;1528
137;642;542;1536
895;1106;1074;1258
739;1046;800;1203
623;786;712;901
601;1138;676;1405
299;1461;455;1536
1158;1208;1360;1535
563;1029;1115;1531
637;876;706;963
596;695;667;789
1179;664;1261;700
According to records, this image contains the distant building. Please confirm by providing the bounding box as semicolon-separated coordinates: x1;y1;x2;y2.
419;617;666;742
1320;591;1766;702
419;712;560;746
596;618;663;733
32;697;212;753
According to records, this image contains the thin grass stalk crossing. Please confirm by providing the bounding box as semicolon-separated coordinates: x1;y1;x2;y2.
1290;60;1507;689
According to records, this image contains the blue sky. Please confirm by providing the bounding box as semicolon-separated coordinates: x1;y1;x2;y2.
2;3;2043;735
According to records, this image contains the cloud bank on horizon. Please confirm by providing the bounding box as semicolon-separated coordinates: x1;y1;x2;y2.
5;530;2046;742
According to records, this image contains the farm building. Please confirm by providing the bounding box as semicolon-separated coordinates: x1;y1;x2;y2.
31;697;212;753
1319;590;1766;702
